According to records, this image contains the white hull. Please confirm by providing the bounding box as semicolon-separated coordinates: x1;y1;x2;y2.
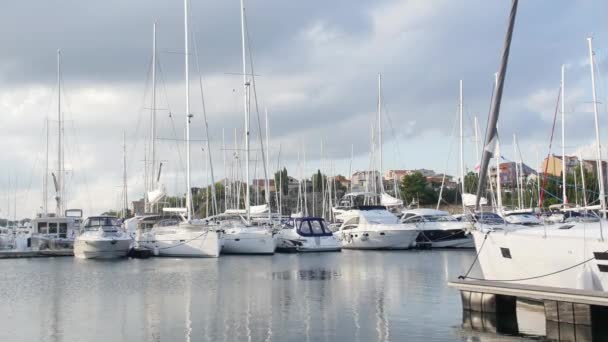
472;225;608;290
275;230;341;252
140;227;222;258
336;228;418;250
425;236;474;248
222;230;276;254
74;239;131;259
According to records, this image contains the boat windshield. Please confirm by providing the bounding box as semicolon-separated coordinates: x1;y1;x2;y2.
83;217;120;231
297;219;333;236
475;212;505;224
422;215;455;222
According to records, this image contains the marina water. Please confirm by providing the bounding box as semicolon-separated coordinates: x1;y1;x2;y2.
0;250;536;341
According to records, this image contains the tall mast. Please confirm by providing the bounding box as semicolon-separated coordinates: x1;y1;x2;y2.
473;116;480;167
223;128;227;212
459;80;465;213
184;0;192;220
265;108;270;210
587;37;606;219
475;0;518;210
123;131;128;218
56;49;63;216
378;73;383;192
151;22;158;201
495;140;503;213
44;118;49;216
561;64;567;205
240;0;251;221
513;134;521;209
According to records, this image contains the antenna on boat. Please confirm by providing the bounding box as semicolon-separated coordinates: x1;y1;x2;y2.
586;37;606;220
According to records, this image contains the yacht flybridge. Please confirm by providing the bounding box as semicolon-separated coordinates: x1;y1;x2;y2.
335;206;419;250
74;216;131;259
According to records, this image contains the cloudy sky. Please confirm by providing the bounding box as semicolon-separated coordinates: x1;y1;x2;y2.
1;0;607;218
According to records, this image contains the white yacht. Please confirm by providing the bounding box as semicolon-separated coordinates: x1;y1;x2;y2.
502;211;542;226
203;213;275;255
471;219;608;290
29;210;83;251
74;216;132;259
401;208;473;248
137;214;224;258
275;217;341;252
335;206;419;249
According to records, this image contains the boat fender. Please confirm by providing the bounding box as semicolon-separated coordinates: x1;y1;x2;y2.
153;246;159;256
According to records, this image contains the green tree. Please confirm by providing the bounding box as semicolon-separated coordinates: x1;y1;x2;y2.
274;167;288;196
312;169;326;192
400;172;437;205
464;171;479;194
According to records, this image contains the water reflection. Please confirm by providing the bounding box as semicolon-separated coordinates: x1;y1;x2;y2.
0;250;537;342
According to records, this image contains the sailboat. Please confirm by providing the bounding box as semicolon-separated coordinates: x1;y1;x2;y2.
217;0;276;255
407;80;474;248
137;0;222;258
29;50;83;252
468;1;608;291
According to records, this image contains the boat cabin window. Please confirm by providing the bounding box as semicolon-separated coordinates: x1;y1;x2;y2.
83;217;120;231
310;220;324;235
402;213;416;220
404;216;423;223
38;222;48;235
59;223;68;238
49;222;58;235
343;217;359;226
298;221;312;235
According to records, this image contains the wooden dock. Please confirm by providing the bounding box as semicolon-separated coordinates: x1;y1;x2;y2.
0;249;73;259
448;279;608;341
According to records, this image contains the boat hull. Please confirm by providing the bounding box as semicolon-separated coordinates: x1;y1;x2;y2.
275;230;341;252
337;229;418;250
221;230;276;255
415;229;474;248
142;228;222;258
74;238;131;259
471;227;608;290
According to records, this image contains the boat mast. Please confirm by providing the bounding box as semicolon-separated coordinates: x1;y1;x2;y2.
474;116;480;167
378;73;383;193
265;108;271;218
44;118;49;216
184;0;192;221
147;22;157;213
513;134;521;209
475;0;518;211
223;128;227;212
587;37;606;219
459;80;465;213
495;140;503;213
123;131;128;218
240;0;251;221
561;64;567;205
56;49;63;216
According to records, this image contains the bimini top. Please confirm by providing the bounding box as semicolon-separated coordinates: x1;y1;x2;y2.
292;217;333;237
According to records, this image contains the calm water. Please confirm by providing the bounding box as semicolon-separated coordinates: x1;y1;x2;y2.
0;250;536;342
